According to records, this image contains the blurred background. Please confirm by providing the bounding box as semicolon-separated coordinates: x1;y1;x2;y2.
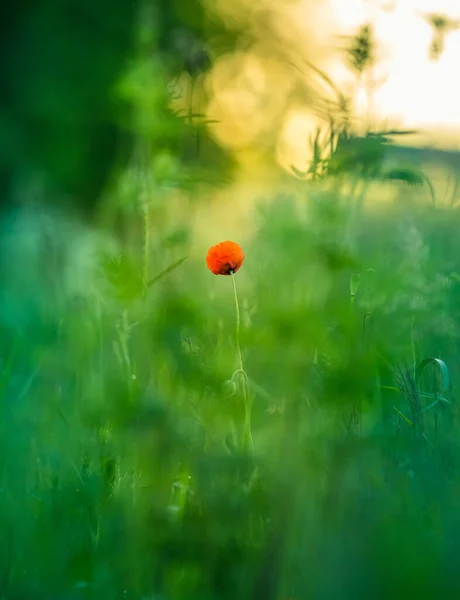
1;0;460;598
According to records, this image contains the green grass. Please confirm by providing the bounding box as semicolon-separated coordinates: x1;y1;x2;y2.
2;178;460;600
3;17;460;599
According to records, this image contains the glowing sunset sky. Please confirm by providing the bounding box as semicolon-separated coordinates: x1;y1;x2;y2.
326;0;460;146
200;0;460;173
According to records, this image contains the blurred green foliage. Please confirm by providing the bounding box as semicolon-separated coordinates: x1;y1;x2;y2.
2;3;460;600
0;0;138;216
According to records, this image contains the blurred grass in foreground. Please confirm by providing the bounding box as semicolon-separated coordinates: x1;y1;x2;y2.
2;2;460;600
3;171;460;600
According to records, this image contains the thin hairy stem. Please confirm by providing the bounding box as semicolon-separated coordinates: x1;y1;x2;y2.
231;272;254;455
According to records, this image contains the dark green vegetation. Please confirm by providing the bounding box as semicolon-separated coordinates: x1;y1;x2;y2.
1;2;460;599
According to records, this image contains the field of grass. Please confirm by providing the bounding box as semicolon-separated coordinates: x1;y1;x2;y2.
2;8;460;600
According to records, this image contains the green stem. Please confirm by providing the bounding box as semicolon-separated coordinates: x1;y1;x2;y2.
231;272;254;455
143;201;149;294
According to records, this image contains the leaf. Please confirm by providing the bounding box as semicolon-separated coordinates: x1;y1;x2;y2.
147;256;187;287
382;167;424;186
375;129;419;136
382;166;436;204
327;133;387;177
415;357;451;395
393;406;414;426
381;386;402;394
290;165;308;178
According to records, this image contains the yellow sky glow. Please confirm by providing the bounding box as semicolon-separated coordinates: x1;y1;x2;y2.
200;0;460;175
275;0;460;171
326;0;460;136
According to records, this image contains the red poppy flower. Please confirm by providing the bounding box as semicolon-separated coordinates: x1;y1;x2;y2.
206;241;245;275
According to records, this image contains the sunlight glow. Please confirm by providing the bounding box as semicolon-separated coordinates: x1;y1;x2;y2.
326;0;460;133
201;0;460;172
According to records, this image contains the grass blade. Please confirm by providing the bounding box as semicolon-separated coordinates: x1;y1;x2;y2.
147;256;188;288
